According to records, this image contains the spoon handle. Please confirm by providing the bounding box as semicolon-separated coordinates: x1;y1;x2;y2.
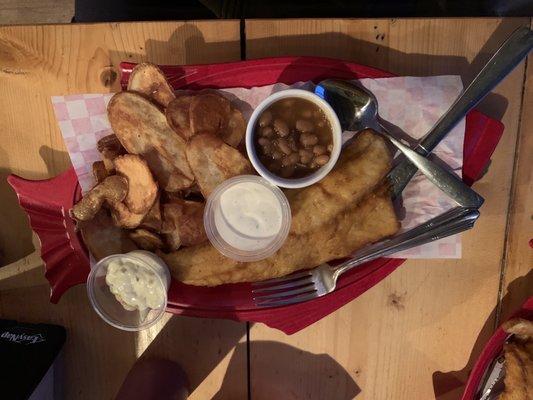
388;25;533;199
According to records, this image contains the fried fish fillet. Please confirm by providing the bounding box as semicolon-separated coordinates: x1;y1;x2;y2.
161;130;400;286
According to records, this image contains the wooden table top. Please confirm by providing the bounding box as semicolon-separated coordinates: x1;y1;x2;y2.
0;17;531;399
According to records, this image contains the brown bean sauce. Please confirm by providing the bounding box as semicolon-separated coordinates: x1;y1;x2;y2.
254;97;333;179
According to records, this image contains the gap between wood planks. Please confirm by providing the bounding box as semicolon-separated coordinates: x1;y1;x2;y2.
494;19;532;328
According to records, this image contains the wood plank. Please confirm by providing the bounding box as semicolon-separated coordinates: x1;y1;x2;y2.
0;21;247;399
0;0;74;25
246;18;528;400
0;20;241;265
499;39;533;320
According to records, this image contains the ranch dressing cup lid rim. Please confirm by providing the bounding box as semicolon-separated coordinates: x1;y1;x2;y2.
204;175;291;262
87;251;169;331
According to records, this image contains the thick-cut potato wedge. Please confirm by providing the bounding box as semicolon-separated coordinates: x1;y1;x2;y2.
113;154;158;214
110;202;145;229
71;176;128;221
189;93;231;136
222;107;246;148
139;195;162;232
186;133;252;197
92;161;109;183
97;134;126;172
166;95;193;140
79;210;137;261
129;229;164;251
161;200;207;250
127;62;175;108
107;91;194;187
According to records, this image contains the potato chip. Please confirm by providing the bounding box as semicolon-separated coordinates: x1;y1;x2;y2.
189;93;231;136
129;229;164;251
166;95;193;140
161;200;207;249
107;91;194;188
71;175;128;221
186;133;252;197
79;210;137;261
127;62;175;108
113;154;158;214
221;107;246;148
92;161;109;183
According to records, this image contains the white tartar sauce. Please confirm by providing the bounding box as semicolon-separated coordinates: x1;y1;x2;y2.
105;257;166;312
214;181;283;251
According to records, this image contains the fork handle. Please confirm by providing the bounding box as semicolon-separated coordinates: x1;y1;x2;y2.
332;208;480;279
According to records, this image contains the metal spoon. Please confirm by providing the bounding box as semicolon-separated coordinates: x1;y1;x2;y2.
315;79;484;208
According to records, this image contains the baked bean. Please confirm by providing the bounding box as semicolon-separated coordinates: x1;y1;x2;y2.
255;97;334;179
258;111;272;127
277;138;292;155
296;119;314;133
300;133;319;147
299;149;313;164
273;119;289;137
315;154;330;165
261;126;274;137
313;145;326;155
272;150;283;160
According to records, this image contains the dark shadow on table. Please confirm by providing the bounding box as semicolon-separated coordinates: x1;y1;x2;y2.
214;339;361;400
134;315;247;398
432;269;533;399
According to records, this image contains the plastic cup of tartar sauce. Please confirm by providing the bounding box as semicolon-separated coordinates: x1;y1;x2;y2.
87;250;171;331
204;175;291;262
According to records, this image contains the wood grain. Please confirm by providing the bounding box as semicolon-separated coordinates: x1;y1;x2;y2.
246;17;530;400
0;21;241;265
499;47;533;320
0;21;246;400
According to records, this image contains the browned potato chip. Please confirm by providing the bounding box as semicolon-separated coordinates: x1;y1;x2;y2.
189;93;230;136
97;134;126;172
113;154;158;214
161;200;207;250
129;229;164;251
222;107;246;148
166;95;193;140
110;202;145;229
142;149;192;193
92;161;109;184
186;133;253;197
79;210;137;261
127;62;175;108
71;175;128;221
107;91;194;188
139;195;162;232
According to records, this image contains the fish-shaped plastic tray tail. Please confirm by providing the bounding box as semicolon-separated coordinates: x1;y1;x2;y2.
8;57;504;334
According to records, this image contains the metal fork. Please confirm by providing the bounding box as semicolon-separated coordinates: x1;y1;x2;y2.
252;207;479;308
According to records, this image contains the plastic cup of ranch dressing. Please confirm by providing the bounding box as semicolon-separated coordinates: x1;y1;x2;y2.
87;250;171;331
204;175;291;262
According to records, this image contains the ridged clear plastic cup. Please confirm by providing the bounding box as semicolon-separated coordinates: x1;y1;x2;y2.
86;250;170;331
204;175;291;262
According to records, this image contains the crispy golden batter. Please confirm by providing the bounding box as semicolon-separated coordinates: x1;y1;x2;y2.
162;130;400;286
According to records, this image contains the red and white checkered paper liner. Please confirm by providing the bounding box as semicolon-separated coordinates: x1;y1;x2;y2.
51;75;464;259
